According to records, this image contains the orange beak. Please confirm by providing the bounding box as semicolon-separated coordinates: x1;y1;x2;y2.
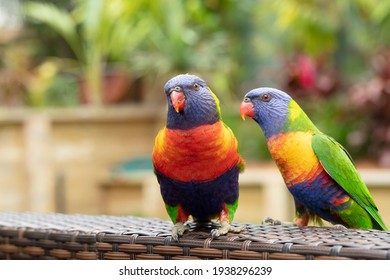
240;101;255;120
170;91;185;113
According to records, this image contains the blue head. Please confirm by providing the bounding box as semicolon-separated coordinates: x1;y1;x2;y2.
164;74;220;130
240;87;293;138
240;87;318;138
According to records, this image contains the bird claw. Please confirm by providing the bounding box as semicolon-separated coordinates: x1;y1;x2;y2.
262;217;282;225
333;224;347;230
210;222;245;239
171;222;190;240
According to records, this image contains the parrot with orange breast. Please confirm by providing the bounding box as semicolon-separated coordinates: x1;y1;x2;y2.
153;74;245;239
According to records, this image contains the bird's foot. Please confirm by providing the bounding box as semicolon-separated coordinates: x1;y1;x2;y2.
262;217;282;225
172;222;190;240
210;221;246;239
262;217;295;226
333;224;347;230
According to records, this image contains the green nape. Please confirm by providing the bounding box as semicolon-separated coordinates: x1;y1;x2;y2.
283;99;319;133
208;87;222;119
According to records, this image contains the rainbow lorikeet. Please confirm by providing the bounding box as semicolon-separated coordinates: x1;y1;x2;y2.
240;87;388;230
152;74;245;239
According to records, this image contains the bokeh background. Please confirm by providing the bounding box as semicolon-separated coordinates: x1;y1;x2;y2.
1;0;390;226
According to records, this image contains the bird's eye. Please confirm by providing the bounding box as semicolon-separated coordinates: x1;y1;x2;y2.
243;97;251;103
193;83;200;91
261;93;272;102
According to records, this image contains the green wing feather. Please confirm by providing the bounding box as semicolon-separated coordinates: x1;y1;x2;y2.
312;133;388;230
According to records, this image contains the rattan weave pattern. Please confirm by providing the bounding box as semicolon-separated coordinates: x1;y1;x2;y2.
1;212;390;260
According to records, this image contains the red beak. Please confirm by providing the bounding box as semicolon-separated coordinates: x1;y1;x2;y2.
240;101;255;120
170;91;185;113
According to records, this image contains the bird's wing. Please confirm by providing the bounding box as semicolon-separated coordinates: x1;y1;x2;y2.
312;132;387;230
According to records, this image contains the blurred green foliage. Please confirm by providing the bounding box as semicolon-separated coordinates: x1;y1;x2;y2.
19;0;390;101
0;0;390;163
24;0;151;105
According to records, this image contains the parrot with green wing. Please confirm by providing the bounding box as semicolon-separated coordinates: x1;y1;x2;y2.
152;74;245;239
240;87;388;230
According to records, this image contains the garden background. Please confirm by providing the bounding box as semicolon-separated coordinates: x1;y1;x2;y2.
1;0;390;225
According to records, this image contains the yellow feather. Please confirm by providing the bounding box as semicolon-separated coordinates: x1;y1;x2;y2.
268;131;320;186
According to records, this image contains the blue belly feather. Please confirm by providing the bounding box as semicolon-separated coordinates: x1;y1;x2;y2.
155;165;240;221
288;169;351;225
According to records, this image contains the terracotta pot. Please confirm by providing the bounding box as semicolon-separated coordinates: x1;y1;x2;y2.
79;70;141;105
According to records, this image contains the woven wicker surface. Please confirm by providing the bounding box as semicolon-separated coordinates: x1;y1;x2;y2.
1;212;390;260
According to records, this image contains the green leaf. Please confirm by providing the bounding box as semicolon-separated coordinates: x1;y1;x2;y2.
23;2;84;63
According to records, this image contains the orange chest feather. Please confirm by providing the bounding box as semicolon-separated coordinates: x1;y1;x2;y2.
152;122;242;182
268;132;322;186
